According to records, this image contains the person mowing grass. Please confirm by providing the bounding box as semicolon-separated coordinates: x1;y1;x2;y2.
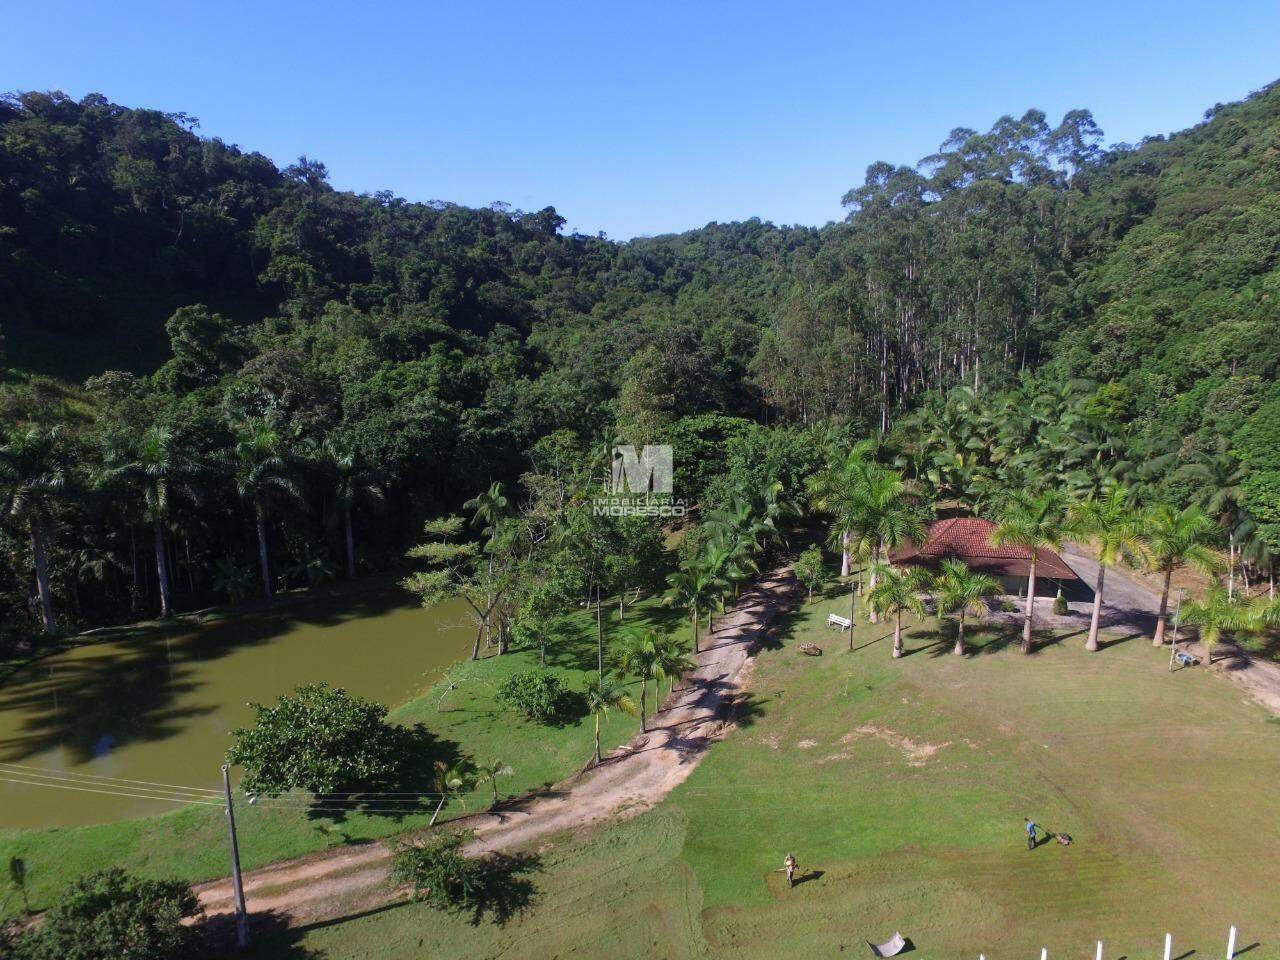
1025;818;1038;850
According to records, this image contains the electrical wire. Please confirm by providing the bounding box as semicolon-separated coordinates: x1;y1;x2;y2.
0;763;459;815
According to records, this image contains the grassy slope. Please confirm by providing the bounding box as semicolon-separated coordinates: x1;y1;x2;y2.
283;585;1280;960
0;596;683;911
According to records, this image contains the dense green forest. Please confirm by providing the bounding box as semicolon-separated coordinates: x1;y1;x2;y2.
2;78;1279;642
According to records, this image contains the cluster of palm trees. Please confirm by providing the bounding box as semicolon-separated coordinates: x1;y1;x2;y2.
664;480;794;655
809;432;1271;658
0;420;383;635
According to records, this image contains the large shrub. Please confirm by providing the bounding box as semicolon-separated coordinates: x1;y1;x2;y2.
496;671;574;723
6;869;200;960
226;682;403;796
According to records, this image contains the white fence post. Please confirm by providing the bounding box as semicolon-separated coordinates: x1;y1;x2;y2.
1095;940;1103;960
1227;926;1237;959
1164;933;1173;960
1041;949;1048;960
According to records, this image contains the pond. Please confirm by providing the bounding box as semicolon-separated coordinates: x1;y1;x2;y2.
0;586;475;830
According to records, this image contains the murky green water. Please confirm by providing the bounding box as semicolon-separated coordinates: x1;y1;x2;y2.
0;586;474;830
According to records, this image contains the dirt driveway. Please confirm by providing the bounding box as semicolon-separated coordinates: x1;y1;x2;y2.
195;564;801;929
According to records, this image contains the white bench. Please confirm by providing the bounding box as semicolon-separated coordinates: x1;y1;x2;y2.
827;613;852;630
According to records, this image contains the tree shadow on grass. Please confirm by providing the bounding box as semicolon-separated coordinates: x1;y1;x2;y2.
716;690;768;728
466;850;542;926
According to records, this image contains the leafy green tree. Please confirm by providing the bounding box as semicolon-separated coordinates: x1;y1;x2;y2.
1139;504;1222;646
867;564;927;658
496;671;573;723
932;557;1000;656
226;682;403;796
991;490;1068;653
156;304;242;392
582;674;636;766
392;830;486;911
1069;488;1143;652
793;545;825;601
0;427;72;634
230;420;300;598
6;868;200;960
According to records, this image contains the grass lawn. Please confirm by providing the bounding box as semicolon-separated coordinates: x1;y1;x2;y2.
270;582;1280;960
0;595;684;912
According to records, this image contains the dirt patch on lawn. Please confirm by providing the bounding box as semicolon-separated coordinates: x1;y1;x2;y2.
842;725;950;766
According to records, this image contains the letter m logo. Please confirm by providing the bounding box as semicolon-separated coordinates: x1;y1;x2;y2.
611;445;673;494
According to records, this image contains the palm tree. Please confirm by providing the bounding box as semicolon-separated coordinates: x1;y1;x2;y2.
428;760;475;826
1069;487;1143;652
474;758;513;808
1139;504;1222;647
664;564;715;654
807;439;877;576
101;426;200;618
1183;586;1244;665
867;563;927;658
323;437;383;579
0;427;71;634
1177;438;1245;597
932;557;1000;656
653;633;696;702
231;421;300;598
841;468;928;623
615;628;664;732
583;674;637;766
990;490;1068;654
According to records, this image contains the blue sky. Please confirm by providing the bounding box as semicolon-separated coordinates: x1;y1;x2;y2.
4;0;1279;239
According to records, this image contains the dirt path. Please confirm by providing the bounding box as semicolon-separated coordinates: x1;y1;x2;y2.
194;564;801;928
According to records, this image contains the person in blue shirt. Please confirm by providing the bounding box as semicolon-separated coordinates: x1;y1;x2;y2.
1025;818;1038;850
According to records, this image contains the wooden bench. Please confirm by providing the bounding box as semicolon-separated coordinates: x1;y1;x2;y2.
826;613;852;631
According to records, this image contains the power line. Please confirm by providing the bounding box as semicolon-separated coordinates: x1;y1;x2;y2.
0;763;222;798
0;771;452;815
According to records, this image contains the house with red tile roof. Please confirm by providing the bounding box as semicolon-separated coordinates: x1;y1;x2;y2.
889;516;1082;596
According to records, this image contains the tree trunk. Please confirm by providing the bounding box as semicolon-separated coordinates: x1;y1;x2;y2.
344;508;356;579
429;795;446;826
254;498;272;599
892;609;903;658
639;678;647;732
953;613;966;656
867;545;881;623
619;593;625;622
1153;568;1173;646
1086;566;1105;652
596;586;603;680
1021;557;1037;654
840;531;851;578
30;519;56;634
1227;533;1235;600
153;513;172;618
593;713;602;765
691;605;699;654
849;581;857;651
470;622;483;661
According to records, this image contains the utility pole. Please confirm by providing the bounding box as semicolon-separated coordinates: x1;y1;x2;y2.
221;764;250;949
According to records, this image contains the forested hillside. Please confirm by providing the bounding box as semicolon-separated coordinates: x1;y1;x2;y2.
2;79;1279;639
